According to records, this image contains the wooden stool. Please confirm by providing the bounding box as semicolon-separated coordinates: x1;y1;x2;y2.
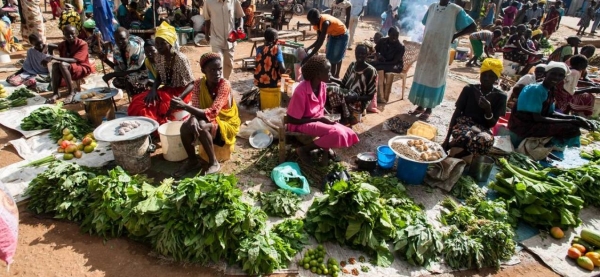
242;58;256;70
84;97;116;127
197;144;234;162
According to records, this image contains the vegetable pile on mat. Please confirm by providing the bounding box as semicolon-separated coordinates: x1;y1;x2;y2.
304;172;442;268
24;162;304;276
440;197;516;269
489;158;584;228
257;188;302;217
21;103;92;140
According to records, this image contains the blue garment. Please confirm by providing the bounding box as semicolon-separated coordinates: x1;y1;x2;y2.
481;5;495;26
22;48;49;75
93;0;116;44
326;32;349;64
141;7;157;29
117;4;128;17
410;4;474;109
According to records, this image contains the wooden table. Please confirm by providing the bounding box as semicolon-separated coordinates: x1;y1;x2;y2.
248;31;304;57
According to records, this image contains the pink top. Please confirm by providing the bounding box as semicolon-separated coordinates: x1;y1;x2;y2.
287;80;326;132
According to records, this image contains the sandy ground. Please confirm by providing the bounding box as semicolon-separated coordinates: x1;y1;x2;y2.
2;7;588;277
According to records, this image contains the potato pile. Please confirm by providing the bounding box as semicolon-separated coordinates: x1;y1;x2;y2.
391;138;445;162
80;91;99;99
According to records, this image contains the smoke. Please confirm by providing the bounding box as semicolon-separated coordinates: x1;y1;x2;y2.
398;0;438;42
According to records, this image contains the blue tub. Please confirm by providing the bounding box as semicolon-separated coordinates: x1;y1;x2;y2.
377;145;396;169
396;156;429;185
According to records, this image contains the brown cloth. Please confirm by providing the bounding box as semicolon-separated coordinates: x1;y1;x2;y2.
424;157;467;192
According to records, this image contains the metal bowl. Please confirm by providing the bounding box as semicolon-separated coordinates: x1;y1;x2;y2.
249;129;273;149
357;152;378;171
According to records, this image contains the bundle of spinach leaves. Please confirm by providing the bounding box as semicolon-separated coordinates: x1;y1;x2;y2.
272;219;309;253
442;226;484;270
392;213;443;268
236;230;295;275
21;104;91;140
123;178;174;239
258;189;302;217
25;161;97;222
80;167;149;238
450;175;486;200
148;174;267;264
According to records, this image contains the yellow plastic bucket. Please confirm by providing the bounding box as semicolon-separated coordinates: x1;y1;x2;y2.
449;49;456;65
260;87;281;110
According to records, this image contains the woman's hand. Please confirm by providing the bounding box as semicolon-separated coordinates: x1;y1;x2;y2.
102;73;115;84
574;116;595;131
318;117;336;125
144;89;159;105
478;96;492;115
170;96;187;110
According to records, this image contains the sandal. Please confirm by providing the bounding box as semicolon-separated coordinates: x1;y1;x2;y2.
203;163;221;175
418;112;431;121
63;94;79;105
45;95;59;104
328;149;342;162
408;107;425;116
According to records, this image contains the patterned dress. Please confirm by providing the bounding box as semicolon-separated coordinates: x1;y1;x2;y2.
111;35;147;95
20;0;46;43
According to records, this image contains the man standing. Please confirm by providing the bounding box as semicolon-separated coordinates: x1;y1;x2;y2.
330;0;351;28
204;0;244;79
347;0;366;50
525;2;543;24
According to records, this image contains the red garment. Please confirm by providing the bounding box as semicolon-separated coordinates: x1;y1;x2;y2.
127;87;193;125
543;10;560;37
58;38;92;80
50;0;60;18
555;81;596;116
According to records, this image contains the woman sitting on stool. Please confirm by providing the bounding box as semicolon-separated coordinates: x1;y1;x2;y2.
171;53;241;177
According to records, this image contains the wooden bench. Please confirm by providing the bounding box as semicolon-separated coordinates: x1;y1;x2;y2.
277;115;316;163
248;31;304;57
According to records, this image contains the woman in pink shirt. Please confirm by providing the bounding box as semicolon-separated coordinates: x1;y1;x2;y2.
287;55;359;164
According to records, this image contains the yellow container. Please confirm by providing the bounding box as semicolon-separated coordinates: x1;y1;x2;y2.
408;121;438;141
197;144;234;162
449;49;456;65
259;87;281;110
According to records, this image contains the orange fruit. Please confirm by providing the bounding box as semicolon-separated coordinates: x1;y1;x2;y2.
568;247;583;259
550;227;564;239
573;243;587;254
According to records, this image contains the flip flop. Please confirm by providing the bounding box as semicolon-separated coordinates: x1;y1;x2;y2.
63;94;79;105
418;112;431;121
328;149;342;162
408;108;425;116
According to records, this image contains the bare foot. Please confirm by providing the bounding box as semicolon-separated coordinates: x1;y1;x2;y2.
64;93;78;104
172;158;201;178
45;94;59;104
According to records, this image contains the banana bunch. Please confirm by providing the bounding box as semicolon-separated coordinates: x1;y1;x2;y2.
581;131;600;145
0;84;7;98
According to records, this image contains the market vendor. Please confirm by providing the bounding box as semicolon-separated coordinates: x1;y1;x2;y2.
80;19;103;55
287;55;359;165
508;62;595;152
170;52;241;177
101;28;148;97
555;55;600;117
303;8;349;78
44;25;92;104
371;26;404;103
442;58;507;158
465;29;502;67
548;36;580;63
503;24;543;75
254;28;285;99
508;64;546;109
327;44;377;125
6;34;49;89
127;22;194;125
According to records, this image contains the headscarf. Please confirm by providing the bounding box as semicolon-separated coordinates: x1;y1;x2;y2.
531;29;543;37
200;52;221;69
480;58;503;78
155;21;177;46
83;19;96;29
545;61;570;74
535;64;547;71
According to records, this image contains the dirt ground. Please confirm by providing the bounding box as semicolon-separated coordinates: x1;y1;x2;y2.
1;5;580;277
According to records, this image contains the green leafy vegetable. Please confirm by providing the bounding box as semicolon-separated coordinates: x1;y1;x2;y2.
25;161;97;222
7;87;36;100
392;213;443;268
259;189;302;217
236;230;294;275
442;226;484;270
450;175;485;200
21;103;92;140
272;219;308;253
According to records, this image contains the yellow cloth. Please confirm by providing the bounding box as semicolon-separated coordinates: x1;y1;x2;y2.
313;14;347;36
481;58;503;78
155;21;177;46
144;58;157;80
198;79;241;146
532;29;543;37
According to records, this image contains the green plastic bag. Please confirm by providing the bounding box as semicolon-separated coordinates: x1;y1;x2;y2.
270;162;310;195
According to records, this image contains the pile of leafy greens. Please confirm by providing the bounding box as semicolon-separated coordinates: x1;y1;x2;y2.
272;219;309;254
258;189;302;217
489;158;583;228
21;103;92;140
440;197;515;269
450;175;485;200
304;172;441;268
25;161;98;222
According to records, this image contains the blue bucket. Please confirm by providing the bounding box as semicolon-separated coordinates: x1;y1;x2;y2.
396;156;429;185
377;145;396;169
